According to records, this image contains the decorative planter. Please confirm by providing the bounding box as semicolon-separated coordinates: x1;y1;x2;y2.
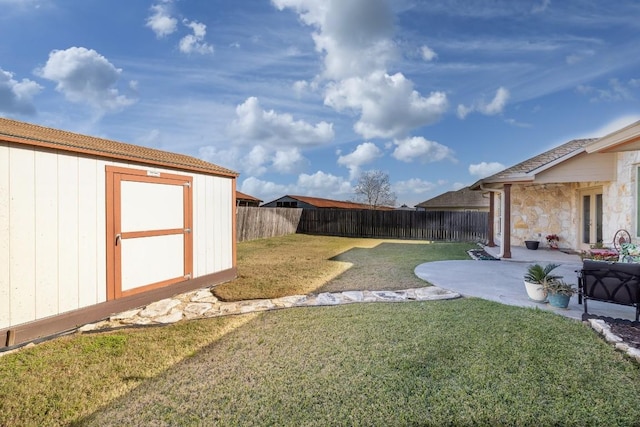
547;292;570;308
524;281;547;303
525;240;539;250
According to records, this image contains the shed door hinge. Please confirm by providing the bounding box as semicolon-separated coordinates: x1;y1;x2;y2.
184;228;191;233
183;182;191;188
184;273;192;280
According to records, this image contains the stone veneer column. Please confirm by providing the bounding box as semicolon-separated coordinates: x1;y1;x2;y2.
487;191;496;247
503;184;512;258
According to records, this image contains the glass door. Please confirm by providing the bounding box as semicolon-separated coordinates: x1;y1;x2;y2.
580;188;603;250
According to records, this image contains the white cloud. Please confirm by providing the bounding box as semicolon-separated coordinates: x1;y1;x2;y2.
420;45;437;61
293;80;309;97
531;0;551;14
392;136;456;163
179;19;214;54
198;145;242;172
240;171;352;204
230;96;334;147
273;1;446;139
393;178;437;195
325;71;448;139
36;47;136;111
0;67;42;115
480;86;510;115
272;0;397;80
469;161;505;178
244;145;270;176
296;170;353;196
240;176;290;203
585;115;640;138
576;78;637;103
457;86;510;119
146;3;177;38
337;141;382;179
200;143;308;177
272;148;308;174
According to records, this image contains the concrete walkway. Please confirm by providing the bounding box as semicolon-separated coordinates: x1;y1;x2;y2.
415;245;637;322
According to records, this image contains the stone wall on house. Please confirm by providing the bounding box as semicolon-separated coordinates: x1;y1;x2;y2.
487;151;640;251
605;151;640;242
509;184;575;249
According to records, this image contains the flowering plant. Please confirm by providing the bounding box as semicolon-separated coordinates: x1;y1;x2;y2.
545;234;559;242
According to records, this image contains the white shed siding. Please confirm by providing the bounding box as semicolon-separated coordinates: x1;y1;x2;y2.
78;158;100;307
0;142;9;328
57;154;80;314
9;146;36;326
35;150;59;319
0;143;234;330
191;173;234;276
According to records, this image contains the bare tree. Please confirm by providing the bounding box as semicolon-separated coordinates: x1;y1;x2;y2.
353;170;397;208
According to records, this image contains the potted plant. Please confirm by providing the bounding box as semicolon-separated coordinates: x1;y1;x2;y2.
546;233;560;249
523;263;561;302
524;239;540;250
542;278;576;308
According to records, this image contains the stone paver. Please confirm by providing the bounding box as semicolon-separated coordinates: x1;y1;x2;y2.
78;286;461;332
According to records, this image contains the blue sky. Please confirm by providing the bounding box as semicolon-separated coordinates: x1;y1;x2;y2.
2;0;640;207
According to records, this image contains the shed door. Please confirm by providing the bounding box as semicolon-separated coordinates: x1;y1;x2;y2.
106;166;193;300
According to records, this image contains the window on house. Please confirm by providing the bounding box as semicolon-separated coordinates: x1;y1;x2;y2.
276;201;297;208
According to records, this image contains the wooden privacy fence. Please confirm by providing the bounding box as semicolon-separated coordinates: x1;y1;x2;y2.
236;207;488;242
236;206;303;242
296;209;488;241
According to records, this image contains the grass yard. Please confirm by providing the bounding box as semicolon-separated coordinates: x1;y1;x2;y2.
1;235;640;426
214;234;474;300
82;301;640;426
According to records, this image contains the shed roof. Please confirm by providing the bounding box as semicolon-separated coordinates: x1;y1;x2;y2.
415;186;488;209
470;138;596;189
0;117;238;177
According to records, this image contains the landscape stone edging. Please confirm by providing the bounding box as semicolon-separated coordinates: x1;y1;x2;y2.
588;319;640;363
77;286;461;333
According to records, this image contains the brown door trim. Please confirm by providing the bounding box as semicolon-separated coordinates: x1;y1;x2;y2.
105;166;193;300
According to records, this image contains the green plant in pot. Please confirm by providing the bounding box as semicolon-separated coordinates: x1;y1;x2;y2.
523;263;561;303
542;278;576;308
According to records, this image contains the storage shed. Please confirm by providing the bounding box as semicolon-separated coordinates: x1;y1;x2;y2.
0;118;238;349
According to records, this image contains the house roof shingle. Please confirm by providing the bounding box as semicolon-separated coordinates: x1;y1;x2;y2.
470;138;597;189
0;117;238;177
415;186;488;209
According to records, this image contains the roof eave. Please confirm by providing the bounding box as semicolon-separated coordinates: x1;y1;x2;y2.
586;120;640;153
2;133;239;178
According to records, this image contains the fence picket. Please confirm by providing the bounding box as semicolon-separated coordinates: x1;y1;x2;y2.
236;207;488;242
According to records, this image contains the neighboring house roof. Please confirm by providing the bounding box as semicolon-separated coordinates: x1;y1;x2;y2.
470;138;597;189
0;117;238;177
266;195;394;210
236;191;262;203
415;186;488;209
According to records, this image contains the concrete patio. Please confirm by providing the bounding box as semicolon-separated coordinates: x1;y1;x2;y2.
415;244;638;322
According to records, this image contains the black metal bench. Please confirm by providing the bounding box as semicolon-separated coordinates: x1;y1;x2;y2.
578;260;640;321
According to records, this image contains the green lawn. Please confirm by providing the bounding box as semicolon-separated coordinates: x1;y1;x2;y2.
82;301;640;426
1;235;639;426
